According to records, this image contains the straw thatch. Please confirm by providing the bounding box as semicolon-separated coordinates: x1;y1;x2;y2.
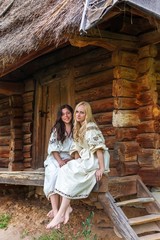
0;0;83;76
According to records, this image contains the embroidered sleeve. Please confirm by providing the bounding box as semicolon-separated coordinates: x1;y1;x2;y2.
70;140;82;155
85;122;108;153
48;129;60;154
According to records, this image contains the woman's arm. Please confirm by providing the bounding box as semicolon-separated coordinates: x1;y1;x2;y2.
52;151;66;167
95;149;105;181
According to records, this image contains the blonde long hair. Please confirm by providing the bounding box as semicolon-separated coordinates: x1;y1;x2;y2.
73;101;95;142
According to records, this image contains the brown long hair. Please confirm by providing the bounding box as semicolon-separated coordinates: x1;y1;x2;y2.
51;104;73;143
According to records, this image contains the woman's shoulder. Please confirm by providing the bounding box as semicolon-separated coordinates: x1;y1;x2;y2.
86;121;99;131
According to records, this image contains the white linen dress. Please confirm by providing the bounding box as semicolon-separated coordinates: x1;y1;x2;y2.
55;122;110;199
43;129;73;199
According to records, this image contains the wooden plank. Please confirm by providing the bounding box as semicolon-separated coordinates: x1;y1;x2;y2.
133;222;160;235
139;233;160;240
138;168;160;187
116;197;154;207
129;214;160;226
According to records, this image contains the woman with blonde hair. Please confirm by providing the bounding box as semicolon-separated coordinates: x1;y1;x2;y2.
46;101;110;229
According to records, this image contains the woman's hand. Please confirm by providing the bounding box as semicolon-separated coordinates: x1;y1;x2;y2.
95;168;104;182
57;159;66;167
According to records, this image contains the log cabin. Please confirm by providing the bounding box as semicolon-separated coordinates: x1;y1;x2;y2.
0;0;160;192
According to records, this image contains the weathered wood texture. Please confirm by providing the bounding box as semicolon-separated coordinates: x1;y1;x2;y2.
22;79;34;169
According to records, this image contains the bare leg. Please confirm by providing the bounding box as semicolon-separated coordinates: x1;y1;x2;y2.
46;197;71;229
47;194;59;218
64;205;73;224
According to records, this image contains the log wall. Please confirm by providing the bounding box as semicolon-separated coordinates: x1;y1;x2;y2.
74;48;117;176
22;79;34;169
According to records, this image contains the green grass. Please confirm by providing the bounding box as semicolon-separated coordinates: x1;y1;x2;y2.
35;211;97;240
0;213;11;229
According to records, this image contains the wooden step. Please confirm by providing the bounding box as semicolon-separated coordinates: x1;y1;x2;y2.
133;222;160;235
139;232;160;240
116;197;155;207
129;214;160;226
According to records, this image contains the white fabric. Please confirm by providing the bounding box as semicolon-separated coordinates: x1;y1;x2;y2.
55;122;110;199
43;129;73;199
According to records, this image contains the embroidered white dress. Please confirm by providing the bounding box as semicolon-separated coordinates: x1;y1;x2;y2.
55;122;110;199
43;129;73;199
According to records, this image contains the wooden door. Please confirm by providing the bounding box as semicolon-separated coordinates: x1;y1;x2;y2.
32;74;74;169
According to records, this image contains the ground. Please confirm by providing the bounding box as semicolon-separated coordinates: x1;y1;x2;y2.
0;185;148;240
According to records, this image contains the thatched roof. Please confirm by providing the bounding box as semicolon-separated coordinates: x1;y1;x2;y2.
0;0;83;77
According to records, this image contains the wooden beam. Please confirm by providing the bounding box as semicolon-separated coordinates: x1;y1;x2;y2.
139;31;160;45
69;31;138;51
0;81;24;95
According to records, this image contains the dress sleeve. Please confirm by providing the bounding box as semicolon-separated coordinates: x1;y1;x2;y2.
85;122;108;153
70;140;82;155
48;129;60;155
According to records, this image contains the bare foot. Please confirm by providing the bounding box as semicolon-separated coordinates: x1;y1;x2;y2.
46;215;64;229
64;206;73;224
47;210;55;218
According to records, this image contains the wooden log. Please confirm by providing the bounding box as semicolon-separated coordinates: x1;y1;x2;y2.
0;82;24;95
8;162;24;171
0;125;10;136
138;168;160;187
137;91;158;106
114;97;138;109
137;133;160;149
112;50;138;68
105;136;117;150
23;91;34;103
113;66;137;80
10;139;23;150
137;74;156;91
0;116;10;126
23;144;32;153
23;102;33;113
94;112;112;125
112;79;138;97
100;125;115;136
75;84;112;102
108;150;118;168
23;151;32;158
114;141;140;161
23;134;32;144
0;146;10;157
117;161;140;176
74;57;113;78
155;60;160;72
90;98;114;113
0;136;10;146
9;95;23;107
0;99;9;110
115;128;138;141
139;45;157;59
24;79;34;92
11;108;23;118
22;122;32;133
75;69;114;91
11;128;23;139
139;105;153;121
113;110;140;127
9;151;23;162
156;73;160;82
138;120;160;133
0;97;9;105
23;112;33;122
138;149;160;168
0;158;9;168
137;58;155;74
10;118;23;128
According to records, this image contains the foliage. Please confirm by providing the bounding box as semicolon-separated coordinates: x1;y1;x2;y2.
35;211;97;240
0;213;11;229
